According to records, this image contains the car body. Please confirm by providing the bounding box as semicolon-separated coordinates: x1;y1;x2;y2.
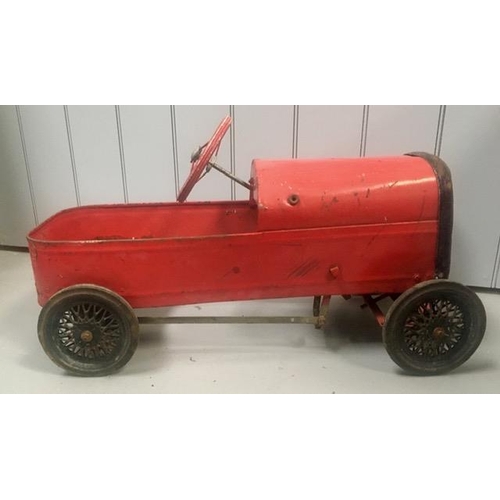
28;153;448;308
27;116;486;377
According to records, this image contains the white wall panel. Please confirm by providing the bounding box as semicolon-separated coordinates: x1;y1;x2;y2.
67;105;124;204
234;105;294;199
0;106;36;245
495;247;500;288
174;105;231;201
297;106;364;158
120;105;175;202
18;106;76;223
440;106;500;287
365;105;440;156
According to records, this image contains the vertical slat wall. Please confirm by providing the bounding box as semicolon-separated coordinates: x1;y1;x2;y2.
439;106;500;287
1;105;499;288
119;106;176;202
233;105;294;199
364;106;441;156
17;106;77;223
66;105;125;205
496;250;500;289
297;106;364;158
0;106;36;246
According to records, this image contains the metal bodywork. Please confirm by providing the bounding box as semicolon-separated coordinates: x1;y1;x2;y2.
27;153;450;310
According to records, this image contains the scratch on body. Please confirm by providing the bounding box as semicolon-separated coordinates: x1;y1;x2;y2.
288;259;320;279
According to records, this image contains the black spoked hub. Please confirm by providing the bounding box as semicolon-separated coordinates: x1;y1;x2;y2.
383;280;486;375
403;298;466;358
58;302;123;360
38;285;139;376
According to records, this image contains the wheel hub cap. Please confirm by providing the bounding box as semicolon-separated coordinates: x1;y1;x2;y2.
432;326;446;339
80;330;93;342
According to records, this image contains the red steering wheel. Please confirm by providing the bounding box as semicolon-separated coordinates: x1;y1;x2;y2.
177;115;232;202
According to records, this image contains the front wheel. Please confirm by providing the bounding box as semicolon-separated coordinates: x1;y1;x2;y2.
383;280;486;375
38;284;139;376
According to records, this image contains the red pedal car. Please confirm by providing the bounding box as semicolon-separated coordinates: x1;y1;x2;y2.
28;116;486;376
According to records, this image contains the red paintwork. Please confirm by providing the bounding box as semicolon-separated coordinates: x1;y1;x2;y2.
252;156;438;231
28;154;440;309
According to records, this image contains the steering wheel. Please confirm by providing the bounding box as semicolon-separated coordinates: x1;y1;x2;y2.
177;115;232;202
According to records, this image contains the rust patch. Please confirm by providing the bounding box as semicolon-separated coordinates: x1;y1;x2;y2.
288;259;320;279
321;195;339;210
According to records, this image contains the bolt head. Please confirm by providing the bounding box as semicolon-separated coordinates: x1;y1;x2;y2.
329;266;340;279
433;327;446;339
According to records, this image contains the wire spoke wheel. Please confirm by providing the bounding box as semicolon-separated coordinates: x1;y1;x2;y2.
58;303;122;359
383;280;486;375
38;285;139;376
403;298;465;357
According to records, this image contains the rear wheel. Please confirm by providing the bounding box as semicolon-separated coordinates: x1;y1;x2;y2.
38;284;139;376
383;280;486;375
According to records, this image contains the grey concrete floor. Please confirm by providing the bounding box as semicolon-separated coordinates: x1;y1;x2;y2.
0;248;499;393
